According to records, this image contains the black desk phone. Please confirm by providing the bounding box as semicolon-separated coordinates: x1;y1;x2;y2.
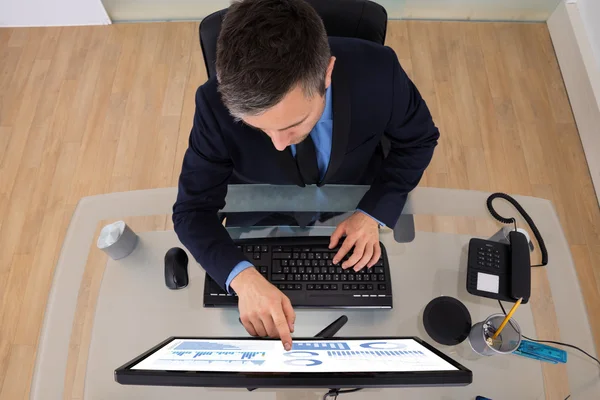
467;193;548;304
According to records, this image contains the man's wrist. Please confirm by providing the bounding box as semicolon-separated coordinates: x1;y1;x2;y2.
230;266;261;293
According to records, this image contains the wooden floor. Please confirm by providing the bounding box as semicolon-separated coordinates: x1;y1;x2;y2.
0;21;599;398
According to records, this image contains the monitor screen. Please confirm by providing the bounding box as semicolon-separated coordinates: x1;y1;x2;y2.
131;338;458;373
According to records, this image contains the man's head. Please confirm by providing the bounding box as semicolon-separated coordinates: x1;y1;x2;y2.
216;0;336;151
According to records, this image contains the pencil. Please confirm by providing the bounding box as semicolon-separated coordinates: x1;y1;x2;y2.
492;297;523;340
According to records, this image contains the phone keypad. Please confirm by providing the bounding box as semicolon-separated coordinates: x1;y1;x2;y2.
477;247;501;269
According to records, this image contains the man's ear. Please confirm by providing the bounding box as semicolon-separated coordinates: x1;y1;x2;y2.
324;56;336;89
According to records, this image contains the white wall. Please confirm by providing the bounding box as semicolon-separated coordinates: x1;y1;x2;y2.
577;0;600;68
548;1;600;203
0;0;111;27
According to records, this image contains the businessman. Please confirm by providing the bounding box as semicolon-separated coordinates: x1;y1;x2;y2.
173;0;439;350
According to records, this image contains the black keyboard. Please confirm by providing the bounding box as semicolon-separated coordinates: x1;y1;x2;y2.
203;237;393;308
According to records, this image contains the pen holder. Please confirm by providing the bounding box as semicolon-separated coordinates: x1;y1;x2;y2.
469;313;522;356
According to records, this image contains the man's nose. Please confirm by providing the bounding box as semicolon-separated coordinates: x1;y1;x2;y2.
270;133;290;151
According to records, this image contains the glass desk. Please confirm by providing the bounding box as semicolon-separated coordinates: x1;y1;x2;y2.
31;185;598;399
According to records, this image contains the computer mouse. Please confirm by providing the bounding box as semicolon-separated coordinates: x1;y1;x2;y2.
164;247;189;290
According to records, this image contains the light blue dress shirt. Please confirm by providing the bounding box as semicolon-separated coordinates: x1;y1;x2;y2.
225;85;384;291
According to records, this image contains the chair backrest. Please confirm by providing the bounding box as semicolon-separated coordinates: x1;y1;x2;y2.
199;0;388;79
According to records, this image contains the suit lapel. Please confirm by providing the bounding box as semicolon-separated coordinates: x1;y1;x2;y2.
320;60;350;186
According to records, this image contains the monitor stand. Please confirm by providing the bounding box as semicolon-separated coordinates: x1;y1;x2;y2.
246;315;349;392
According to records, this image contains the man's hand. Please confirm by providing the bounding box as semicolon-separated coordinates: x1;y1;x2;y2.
329;211;381;271
230;267;295;351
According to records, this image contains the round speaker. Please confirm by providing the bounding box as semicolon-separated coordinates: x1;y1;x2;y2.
423;296;472;346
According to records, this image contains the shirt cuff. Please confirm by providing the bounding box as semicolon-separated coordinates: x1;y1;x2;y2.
225;261;255;293
356;209;386;227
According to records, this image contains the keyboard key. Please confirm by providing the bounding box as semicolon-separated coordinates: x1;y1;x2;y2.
273;246;282;252
378;284;387;291
293;253;300;259
375;259;384;267
278;284;286;290
358;268;366;274
323;253;330;260
325;274;332;281
302;247;311;252
307;284;314;290
273;253;292;259
342;284;351;290
317;274;324;281
367;267;374;274
298;266;305;273
323;284;330;290
319;260;326;267
283;267;290;274
259;266;268;274
300;253;307;259
327;260;333;266
374;267;384;274
310;274;317;281
281;260;288;266
291;266;297;273
315;253;322;259
340;275;347;281
313;266;320;274
289;260;296;267
351;284;358;290
333;274;340;281
286;284;295;290
315;284;322;290
237;245;242;251
348;275;355;281
363;274;370;281
254;245;261;252
297;260;304;267
272;274;285;281
306;266;313;273
261;245;268;252
283;247;292;252
343;269;351;274
295;284;302;290
312;260;318;267
359;284;366;290
378;274;386;281
336;267;343;274
287;274;294;281
367;284;374;290
302;274;309;281
356;274;362;281
328;267;335;274
295;274;301;281
245;245;253;252
273;264;282;273
331;284;338;290
308;253;315;259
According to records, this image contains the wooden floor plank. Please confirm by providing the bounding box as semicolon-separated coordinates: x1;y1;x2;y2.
0;21;599;399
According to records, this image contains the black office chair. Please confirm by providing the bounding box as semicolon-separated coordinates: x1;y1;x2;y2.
198;0;388;79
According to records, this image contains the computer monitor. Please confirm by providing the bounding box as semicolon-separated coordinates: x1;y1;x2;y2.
115;336;472;388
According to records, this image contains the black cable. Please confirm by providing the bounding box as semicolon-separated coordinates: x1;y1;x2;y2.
322;388;363;399
498;300;600;366
486;193;548;267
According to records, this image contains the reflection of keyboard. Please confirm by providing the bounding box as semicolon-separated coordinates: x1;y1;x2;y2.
203;237;393;309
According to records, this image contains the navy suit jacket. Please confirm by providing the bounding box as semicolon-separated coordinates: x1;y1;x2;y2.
173;37;439;289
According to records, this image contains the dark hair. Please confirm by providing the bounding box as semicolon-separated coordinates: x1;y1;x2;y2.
216;0;331;118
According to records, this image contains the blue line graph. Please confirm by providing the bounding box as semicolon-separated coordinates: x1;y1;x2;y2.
292;342;350;351
174;342;241;351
